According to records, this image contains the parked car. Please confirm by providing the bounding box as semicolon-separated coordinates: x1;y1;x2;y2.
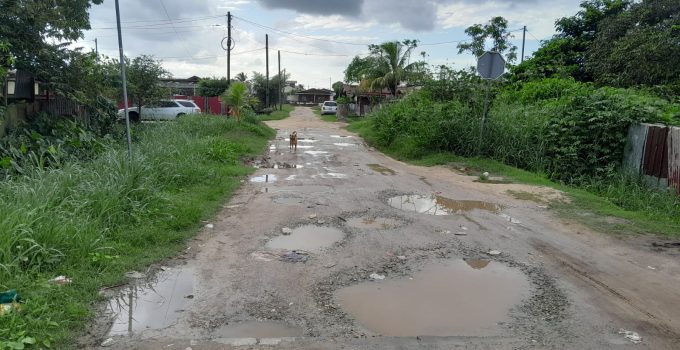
118;99;201;121
321;101;337;115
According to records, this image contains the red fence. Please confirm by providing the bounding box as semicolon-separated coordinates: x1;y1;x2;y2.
118;95;225;115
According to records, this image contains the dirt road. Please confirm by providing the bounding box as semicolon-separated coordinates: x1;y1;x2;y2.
94;107;680;349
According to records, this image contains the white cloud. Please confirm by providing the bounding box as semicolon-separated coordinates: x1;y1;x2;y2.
291;14;377;32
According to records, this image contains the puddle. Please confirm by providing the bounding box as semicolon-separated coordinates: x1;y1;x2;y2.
215;321;303;338
346;216;401;230
465;258;491;270
387;194;501;216
333;143;354;147
273;197;303;205
295;145;315;149
266;225;345;251
299;139;319;143
304;151;329;156
313;173;347;179
285;175;297;181
331;135;352;138
250;174;277;183
367;164;396;175
335;260;529;336
106;267;195;336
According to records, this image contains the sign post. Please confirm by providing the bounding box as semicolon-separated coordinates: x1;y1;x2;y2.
476;51;505;155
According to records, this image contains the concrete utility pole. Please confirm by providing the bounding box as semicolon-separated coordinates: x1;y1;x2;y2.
227;12;232;84
114;0;132;159
265;34;269;108
278;50;282;111
95;37;98;58
521;26;526;63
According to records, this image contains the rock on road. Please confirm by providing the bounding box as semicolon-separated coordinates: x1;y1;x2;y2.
95;107;680;350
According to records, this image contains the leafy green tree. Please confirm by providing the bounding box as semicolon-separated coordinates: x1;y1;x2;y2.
250;71;290;109
222;82;248;122
197;77;231;97
457;17;517;63
126;55;170;118
332;81;344;97
235;72;248;82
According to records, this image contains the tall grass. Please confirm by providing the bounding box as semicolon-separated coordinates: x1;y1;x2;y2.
0;116;274;347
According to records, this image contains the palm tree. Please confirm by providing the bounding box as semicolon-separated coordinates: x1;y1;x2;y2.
364;40;421;96
235;72;248;82
222;82;248;122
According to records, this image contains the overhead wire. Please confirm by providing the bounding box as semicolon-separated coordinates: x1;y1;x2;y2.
158;0;192;56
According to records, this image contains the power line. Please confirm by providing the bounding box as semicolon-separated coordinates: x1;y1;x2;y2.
526;29;541;42
233;15;370;46
157;47;264;60
91;15;225;29
158;0;192;56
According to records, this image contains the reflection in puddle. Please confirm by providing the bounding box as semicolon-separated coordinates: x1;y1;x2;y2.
367;164;396;175
266;225;345;251
299;139;319;143
331;135;352;138
106;267;195;336
346;216;401;230
214;321;303;338
304;151;329;156
465;258;491;270
313;173;347;179
387;194;501;215
295;145;315;149
250;174;277;183
333;143;354;147
335;260;529;336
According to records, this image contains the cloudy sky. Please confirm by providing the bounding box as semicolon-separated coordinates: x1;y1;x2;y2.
76;0;582;89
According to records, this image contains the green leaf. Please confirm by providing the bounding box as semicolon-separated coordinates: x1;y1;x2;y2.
21;337;35;345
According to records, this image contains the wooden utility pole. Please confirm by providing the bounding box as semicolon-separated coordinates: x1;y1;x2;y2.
265;34;269;108
278;50;282;110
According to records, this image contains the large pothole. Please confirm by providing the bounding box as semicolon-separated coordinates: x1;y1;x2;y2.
387;194;501;215
266;225;345;251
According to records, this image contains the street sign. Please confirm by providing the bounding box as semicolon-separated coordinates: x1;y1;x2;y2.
476;51;505;80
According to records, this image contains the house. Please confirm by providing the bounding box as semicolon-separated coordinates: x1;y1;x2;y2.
159;76;201;96
294;88;333;105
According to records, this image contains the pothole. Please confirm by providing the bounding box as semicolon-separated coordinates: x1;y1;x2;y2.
367;164;396;175
335;259;529;336
250;174;277;183
266;225;345;251
346;216;401;230
387;194;501;215
105;267;195;336
213;321;303;338
272;197;303;205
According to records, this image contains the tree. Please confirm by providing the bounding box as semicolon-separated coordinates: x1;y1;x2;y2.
457;16;518;63
235;72;248;82
332;81;345;97
222;82;248;122
126;55;170;119
250;71;290;109
197;77;231;97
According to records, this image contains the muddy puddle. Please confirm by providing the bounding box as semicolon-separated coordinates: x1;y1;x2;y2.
106;267;195;336
304;151;329;156
266;225;345;251
335;259;529;336
333;143;355;147
313;173;347;179
346;216;401;230
387;194;501;216
299;139;319;143
214;321;303;338
251;174;277;183
367;164;396;175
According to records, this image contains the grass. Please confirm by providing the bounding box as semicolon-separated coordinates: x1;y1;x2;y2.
257;104;294;121
348;119;680;237
0;115;274;348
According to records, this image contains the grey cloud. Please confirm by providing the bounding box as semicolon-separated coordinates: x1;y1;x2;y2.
257;0;363;16
362;0;439;31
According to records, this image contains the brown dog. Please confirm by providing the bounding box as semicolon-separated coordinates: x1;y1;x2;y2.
289;131;298;151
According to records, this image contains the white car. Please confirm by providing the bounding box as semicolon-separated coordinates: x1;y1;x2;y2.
321;101;337;115
118;99;201;121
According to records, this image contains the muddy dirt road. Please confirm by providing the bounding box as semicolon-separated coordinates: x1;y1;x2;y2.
94;107;680;349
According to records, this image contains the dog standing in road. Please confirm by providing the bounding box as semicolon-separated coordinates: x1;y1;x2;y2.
289;131;298;152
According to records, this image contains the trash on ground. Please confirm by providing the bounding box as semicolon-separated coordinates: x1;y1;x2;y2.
487;250;502;256
281;227;293;235
125;271;145;279
205;223;214;229
618;329;642;344
101;337;115;347
279;251;309;263
369;273;386;280
0;290;20;304
48;276;72;285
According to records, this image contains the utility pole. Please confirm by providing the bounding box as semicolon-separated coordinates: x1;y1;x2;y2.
227;12;232;84
521;25;526;63
278;50;282;111
94;37;98;58
114;0;132;160
283;68;286;105
265;34;269;108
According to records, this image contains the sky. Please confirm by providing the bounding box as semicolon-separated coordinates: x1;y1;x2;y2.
76;0;582;90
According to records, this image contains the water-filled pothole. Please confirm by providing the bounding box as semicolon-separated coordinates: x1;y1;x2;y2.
335;259;529;336
367;164;396;175
333;143;354;147
266;225;345;251
304;151;329;156
331;135;352;138
346;216;401;230
250;174;277;183
387;194;501;215
214;321;303;338
106;267;195;336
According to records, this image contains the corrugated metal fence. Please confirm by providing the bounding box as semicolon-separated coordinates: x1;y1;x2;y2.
623;123;680;194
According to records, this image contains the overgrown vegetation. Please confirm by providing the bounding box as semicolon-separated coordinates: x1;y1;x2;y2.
0;116;274;348
257;104;294;121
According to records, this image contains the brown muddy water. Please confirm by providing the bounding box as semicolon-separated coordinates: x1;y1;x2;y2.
367;164;396;175
106;267;195;336
214;321;303;338
346;216;401;230
387;194;501;216
335;260;529;336
266;225;345;251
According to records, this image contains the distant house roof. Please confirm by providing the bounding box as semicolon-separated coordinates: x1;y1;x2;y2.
296;88;332;95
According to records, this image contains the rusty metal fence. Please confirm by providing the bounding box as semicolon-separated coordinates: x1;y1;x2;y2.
623;123;680;194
